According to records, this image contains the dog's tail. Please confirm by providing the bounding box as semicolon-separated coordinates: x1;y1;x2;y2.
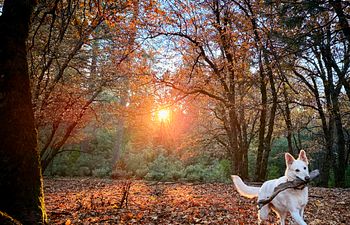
231;175;260;199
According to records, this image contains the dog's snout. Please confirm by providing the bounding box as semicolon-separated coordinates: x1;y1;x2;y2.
305;176;310;181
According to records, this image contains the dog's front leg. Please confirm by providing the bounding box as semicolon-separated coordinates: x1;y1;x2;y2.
290;210;307;225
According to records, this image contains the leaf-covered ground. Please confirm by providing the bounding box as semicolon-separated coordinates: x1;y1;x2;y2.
44;178;349;224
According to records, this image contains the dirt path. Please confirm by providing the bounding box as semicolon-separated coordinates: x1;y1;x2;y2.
44;178;349;224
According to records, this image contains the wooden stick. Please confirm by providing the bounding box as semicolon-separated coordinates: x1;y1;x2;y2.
257;170;320;209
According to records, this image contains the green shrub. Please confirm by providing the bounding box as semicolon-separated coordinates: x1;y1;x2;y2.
92;167;111;178
183;164;207;182
267;164;281;180
182;159;231;183
47;128;115;177
145;154;185;181
47;128;234;184
125;152;148;174
209;159;232;183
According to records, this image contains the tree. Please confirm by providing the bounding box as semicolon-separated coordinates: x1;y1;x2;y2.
28;0;141;171
0;0;47;224
230;0;280;181
270;0;350;186
145;0;261;179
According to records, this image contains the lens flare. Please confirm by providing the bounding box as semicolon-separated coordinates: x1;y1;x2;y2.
158;109;170;122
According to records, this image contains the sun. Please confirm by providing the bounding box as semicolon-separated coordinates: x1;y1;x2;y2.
158;109;170;122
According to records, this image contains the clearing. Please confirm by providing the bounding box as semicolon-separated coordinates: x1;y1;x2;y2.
44;178;349;224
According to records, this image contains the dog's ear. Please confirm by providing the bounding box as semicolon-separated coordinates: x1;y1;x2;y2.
298;150;308;164
285;153;295;166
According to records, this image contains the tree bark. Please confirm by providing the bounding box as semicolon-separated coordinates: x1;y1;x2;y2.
0;0;47;224
314;78;333;187
282;83;294;155
330;0;350;44
320;27;347;187
255;52;267;181
259;44;278;180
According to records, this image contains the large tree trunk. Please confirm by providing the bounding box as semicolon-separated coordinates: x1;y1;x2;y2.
0;0;46;224
228;107;240;176
320;31;347;187
311;73;332;187
328;73;346;187
243;3;276;181
255;45;278;181
259;48;278;180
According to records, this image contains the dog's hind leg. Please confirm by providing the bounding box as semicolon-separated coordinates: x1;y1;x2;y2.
258;205;270;224
277;212;287;225
299;206;305;218
272;207;286;225
290;210;307;225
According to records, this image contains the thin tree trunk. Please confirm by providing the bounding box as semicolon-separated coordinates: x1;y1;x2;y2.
0;0;46;224
238;1;271;181
260;45;278;179
240;107;249;179
314;44;335;187
255;52;267;181
41;88;102;171
111;91;127;167
255;44;278;181
282;84;294;155
332;96;346;187
312;74;333;187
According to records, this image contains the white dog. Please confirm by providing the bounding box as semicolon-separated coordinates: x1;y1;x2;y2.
232;150;310;225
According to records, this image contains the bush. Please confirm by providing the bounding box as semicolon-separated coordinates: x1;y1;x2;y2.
209;159;232;183
183;164;207;182
92;167;111;178
145;154;185;181
46;128;115;177
47;129;234;183
183;159;231;183
124;152;148;174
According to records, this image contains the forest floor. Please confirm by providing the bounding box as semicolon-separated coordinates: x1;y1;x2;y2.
44;178;350;225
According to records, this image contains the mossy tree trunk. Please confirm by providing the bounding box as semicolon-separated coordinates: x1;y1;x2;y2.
0;0;46;224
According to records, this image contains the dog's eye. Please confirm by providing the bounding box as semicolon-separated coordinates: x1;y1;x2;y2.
304;167;306;170
295;169;300;172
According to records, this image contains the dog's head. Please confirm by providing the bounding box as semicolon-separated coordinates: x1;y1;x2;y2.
285;150;310;182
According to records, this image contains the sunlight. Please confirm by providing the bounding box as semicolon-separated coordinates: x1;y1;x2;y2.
158;109;170;122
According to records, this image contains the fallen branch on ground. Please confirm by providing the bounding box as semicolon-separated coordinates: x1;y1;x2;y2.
118;180;132;209
258;169;320;209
